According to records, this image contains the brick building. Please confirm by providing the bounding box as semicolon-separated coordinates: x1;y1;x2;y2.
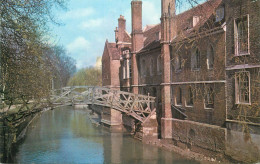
102;0;260;161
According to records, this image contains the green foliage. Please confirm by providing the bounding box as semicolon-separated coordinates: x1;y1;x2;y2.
0;0;76;111
68;67;102;87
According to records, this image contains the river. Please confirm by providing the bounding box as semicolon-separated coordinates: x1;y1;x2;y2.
14;106;198;163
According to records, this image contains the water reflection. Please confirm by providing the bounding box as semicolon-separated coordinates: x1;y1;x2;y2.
15;107;198;164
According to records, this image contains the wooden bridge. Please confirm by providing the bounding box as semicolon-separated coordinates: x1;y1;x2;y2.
50;86;156;124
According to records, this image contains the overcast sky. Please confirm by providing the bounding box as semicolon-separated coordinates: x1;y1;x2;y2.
51;0;205;69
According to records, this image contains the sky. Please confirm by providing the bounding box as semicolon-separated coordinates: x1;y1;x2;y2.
50;0;206;69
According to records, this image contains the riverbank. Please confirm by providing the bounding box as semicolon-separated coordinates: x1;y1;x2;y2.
0;105;52;163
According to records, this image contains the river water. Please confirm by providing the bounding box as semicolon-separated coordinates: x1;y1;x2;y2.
14;107;198;163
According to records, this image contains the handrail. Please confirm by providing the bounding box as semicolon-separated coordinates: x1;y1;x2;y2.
51;86;156;123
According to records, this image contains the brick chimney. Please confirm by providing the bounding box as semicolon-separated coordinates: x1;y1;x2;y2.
117;15;126;43
131;0;143;94
114;27;118;43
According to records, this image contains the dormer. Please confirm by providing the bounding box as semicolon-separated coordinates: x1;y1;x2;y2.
193;16;200;27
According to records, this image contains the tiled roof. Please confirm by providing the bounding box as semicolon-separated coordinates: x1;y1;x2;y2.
143;24;161;47
173;0;223;42
106;42;120;60
138;0;223;54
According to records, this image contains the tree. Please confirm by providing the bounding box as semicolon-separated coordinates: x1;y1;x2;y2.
68;67;102;87
0;0;75;111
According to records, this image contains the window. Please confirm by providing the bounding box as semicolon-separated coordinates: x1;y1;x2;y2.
176;87;182;106
234;15;249;56
175;55;182;71
187;86;193;106
150;58;154;76
123;60;127;79
216;6;224;22
207;45;214;69
129;59;132;78
191;48;200;70
157;56;162;74
142;59;146;77
205;86;214;108
235;71;250;104
193;16;200;27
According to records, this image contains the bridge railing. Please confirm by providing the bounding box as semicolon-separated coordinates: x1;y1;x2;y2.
50;86;156;123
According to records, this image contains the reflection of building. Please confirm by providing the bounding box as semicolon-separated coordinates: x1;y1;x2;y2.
102;0;260;162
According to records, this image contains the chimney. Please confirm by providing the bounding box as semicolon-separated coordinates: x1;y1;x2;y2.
114;27;118;43
131;0;143;94
131;0;143;52
117;15;126;43
161;0;176;41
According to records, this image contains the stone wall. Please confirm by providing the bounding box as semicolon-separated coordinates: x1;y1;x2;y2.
170;119;226;152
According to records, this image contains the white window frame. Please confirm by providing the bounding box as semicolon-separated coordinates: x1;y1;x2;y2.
235;71;251;105
234;14;250;56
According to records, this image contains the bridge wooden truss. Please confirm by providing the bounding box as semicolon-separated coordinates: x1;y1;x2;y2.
51;86;156;123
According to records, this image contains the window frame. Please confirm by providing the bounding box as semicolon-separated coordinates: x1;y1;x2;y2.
157;55;162;75
175;54;182;72
234;14;250;56
141;59;146;77
176;87;182;106
235;71;251;105
191;48;201;71
186;86;194;107
123;59;127;79
204;86;214;109
207;44;214;70
150;58;154;76
129;59;132;78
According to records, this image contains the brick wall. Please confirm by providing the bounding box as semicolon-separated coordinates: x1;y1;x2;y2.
170;119;226;152
225;0;260;123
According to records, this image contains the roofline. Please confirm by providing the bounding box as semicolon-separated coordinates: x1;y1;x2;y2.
176;0;221;16
171;25;225;44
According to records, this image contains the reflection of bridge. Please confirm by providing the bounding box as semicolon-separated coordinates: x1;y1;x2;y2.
51;86;156;124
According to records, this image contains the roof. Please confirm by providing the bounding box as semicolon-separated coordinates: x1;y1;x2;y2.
106;41;120;60
143;24;161;47
173;0;223;42
123;30;131;43
137;24;161;55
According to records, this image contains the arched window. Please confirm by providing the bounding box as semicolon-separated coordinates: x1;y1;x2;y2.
207;45;214;69
150;58;154;76
191;48;200;70
175;54;182;71
187;86;193;106
205;86;214;108
176;87;182;105
235;71;250;104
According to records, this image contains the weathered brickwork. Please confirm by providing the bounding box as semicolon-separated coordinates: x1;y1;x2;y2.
225;0;260;125
101;0;260;161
